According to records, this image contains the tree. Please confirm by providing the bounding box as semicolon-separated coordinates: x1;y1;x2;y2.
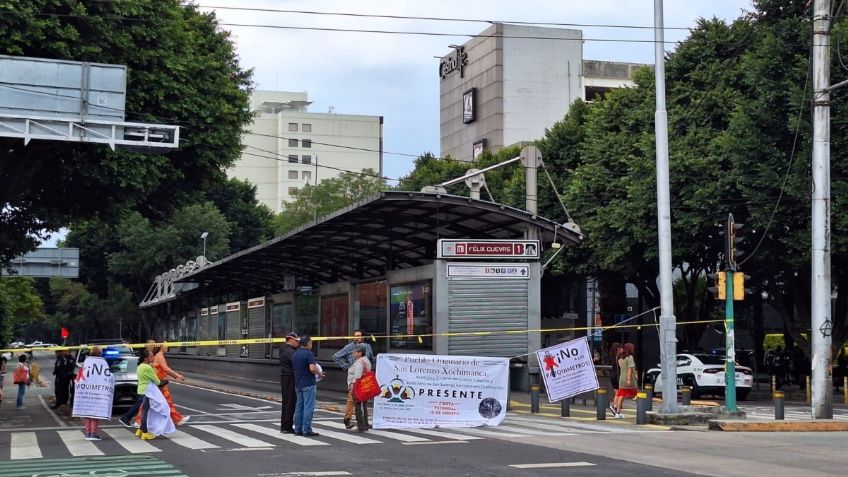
0;0;252;263
205;177;275;255
272;170;386;235
0;277;44;345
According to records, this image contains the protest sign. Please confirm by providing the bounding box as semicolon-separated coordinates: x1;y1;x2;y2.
373;354;509;429
535;337;599;402
72;356;115;419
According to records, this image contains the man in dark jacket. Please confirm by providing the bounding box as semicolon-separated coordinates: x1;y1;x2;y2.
51;350;75;409
279;332;300;433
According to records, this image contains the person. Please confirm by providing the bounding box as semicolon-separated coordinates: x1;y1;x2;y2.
0;354;6;403
120;349;157;430
13;354;30;410
293;336;324;437
134;348;163;440
346;344;372;432
52;349;75;409
333;329;374;425
279;332;300;433
137;341;189;426
607;342;622;417
612;343;637;418
76;346;113;441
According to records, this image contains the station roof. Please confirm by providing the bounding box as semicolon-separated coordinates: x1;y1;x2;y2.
166;191;583;299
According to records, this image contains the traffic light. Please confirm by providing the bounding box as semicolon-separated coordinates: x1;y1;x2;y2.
733;273;752;301
726;213;745;270
707;271;727;300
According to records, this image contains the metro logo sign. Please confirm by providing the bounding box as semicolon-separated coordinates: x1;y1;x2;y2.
438;239;540;259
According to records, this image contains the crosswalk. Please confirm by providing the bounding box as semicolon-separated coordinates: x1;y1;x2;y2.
0;416;636;461
739;405;848;421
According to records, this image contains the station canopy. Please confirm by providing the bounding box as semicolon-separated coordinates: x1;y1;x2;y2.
174;191;583;295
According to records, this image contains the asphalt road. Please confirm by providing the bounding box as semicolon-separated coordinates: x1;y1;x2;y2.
1;351;846;477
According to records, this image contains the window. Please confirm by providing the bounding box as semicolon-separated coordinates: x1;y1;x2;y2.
288;170;299;179
288;139;298;147
358;281;388;354
302;139;312;148
288;187;298;195
302;123;312;132
270;303;293;358
295;293;319;337
301;155;312;164
302;171;311;181
319;294;349;359
288;154;298;163
288;122;298;132
389;282;433;351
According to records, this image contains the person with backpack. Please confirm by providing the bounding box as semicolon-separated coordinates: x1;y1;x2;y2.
13;354;31;410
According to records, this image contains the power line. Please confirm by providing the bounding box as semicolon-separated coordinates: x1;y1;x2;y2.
240;145;400;183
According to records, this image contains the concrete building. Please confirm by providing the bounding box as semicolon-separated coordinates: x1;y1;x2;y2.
439;23;646;162
229;91;383;213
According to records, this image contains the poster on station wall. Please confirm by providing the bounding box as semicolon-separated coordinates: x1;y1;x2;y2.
535;337;599;403
373;354;509;429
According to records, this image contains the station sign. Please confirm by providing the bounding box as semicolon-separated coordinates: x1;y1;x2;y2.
447;263;530;279
437;239;539;259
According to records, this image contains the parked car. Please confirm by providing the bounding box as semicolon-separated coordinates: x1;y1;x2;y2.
70;345;139;408
9;341;25;349
646;353;753;400
25;341;44;348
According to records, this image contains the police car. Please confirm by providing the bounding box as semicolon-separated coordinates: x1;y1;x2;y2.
646;353;753;400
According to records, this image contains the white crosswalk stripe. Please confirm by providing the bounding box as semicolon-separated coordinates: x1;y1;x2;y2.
58;430;104;456
2;416;636;460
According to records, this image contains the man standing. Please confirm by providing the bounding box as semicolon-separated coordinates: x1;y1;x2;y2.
333;329;374;427
51;350;75;409
293;336;324;437
279;332;300;433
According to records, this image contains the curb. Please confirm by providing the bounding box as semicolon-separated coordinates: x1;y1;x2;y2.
708;419;848;432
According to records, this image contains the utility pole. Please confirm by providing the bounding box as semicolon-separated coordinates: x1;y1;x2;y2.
724;214;738;412
811;0;833;419
654;0;678;414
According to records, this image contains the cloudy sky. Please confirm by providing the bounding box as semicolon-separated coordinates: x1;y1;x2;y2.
197;1;754;183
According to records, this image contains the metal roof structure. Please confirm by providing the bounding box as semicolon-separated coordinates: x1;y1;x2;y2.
141;191;582;307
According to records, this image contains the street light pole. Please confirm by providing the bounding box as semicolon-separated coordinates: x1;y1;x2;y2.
201;231;209;260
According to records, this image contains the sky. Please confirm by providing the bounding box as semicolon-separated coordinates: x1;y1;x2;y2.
197;0;755;183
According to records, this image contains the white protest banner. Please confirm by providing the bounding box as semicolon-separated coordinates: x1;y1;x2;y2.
535;337;599;402
373;354;509;429
72;356;115;420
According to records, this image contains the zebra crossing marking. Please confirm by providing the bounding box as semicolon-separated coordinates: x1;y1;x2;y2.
231;423;329;446
192;424;275;447
167;429;220;450
58;430;104;456
318;421;432;442
307;424;383;444
102;428;161;454
379;427;484;441
11;432;42;460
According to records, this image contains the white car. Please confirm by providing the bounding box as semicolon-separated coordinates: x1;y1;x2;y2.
646;353;753;400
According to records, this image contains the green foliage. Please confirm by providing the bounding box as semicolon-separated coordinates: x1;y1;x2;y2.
0;278;44;345
0;0;253;262
272;170;386;235
205;177;275;255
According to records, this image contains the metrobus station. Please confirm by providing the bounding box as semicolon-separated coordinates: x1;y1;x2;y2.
139;191;585;392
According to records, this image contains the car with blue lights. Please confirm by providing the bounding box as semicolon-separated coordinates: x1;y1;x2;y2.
646;353;753;400
70;344;139;408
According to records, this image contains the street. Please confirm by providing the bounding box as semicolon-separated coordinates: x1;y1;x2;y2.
1;352;846;477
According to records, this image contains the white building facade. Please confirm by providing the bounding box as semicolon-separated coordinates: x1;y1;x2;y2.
230;91;383;213
440;23;645;162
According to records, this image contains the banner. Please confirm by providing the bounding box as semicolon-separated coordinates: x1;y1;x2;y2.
535;337;599;402
72;356;115;420
373;354;509;429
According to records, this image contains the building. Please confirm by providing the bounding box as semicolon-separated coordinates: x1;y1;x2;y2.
229;91;383;213
439;23;646;162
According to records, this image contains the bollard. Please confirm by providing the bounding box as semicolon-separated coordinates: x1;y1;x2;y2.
560;397;570;417
644;384;654;412
774;390;785;420
596;388;608;420
805;375;811;404
844;377;847;405
636;391;648;425
681;386;691;405
771;375;776;395
530;384;540;414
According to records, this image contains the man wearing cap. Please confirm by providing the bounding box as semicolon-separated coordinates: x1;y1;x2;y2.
333;329;374;428
293;336;324;437
279;332;300;433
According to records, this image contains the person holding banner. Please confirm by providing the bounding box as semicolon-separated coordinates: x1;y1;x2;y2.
612;343;638;418
345;344;372;431
72;346;115;441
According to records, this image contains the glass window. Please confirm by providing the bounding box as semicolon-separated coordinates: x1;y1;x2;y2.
288;122;298;132
390;282;432;350
288;187;298;195
302;171;311;181
302;123;312;132
288;154;298;163
358;281;387;354
295;293;319;337
271;303;293;358
217;310;227;356
288;170;298;179
302;139;312;148
301;155;312;164
319;294;349;359
288;139;298;147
